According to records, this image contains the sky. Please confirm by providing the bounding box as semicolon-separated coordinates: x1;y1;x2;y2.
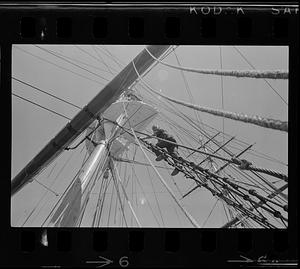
11;45;288;228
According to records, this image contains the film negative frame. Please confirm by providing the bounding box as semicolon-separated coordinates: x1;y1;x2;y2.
1;2;298;268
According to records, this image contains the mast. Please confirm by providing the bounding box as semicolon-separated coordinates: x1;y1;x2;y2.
47;139;109;227
47;97;158;227
11;45;170;196
48;110;126;227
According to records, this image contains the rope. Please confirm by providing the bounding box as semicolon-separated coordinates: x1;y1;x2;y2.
231;158;288;182
107;172;115;226
35;45;111;82
132;65;288;132
102;100;284;226
143;154;166;227
173;49;203;129
219;46;225;145
99;46;125;68
145;47;288;80
92;46;115;75
142;82;287;166
14;46;106;86
97;175;112;227
76;45;119;74
104;116;235;164
41;149;89;227
111;160;142;227
76;157;104;227
36;46;112;74
64;116;103;150
12;93;71;121
141;140;283;227
33;179;59;196
122;101;165;227
113;156;173;170
13;77;82;110
107;116;288;202
132;128;201;228
144;142;247;212
233;46;288;105
167;92;288;132
91;170;106;227
131;162;162;227
110;161;128;227
222;183;288;228
246;166;288;182
201;199;219;228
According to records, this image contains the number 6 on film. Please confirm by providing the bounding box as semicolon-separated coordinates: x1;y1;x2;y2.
119;256;129;267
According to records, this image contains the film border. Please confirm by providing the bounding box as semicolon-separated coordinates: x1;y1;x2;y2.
0;2;298;268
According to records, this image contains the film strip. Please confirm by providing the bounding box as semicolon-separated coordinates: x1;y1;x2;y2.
1;1;298;268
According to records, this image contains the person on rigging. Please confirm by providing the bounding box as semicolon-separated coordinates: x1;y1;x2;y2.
151;125;181;176
123;88;142;101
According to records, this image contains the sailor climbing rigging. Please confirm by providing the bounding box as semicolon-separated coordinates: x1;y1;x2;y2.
123;88;142;101
151;125;181;176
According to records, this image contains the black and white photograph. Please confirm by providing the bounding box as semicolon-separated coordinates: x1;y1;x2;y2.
11;45;288;228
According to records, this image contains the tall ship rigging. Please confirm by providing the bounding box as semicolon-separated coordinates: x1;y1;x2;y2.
11;45;288;228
